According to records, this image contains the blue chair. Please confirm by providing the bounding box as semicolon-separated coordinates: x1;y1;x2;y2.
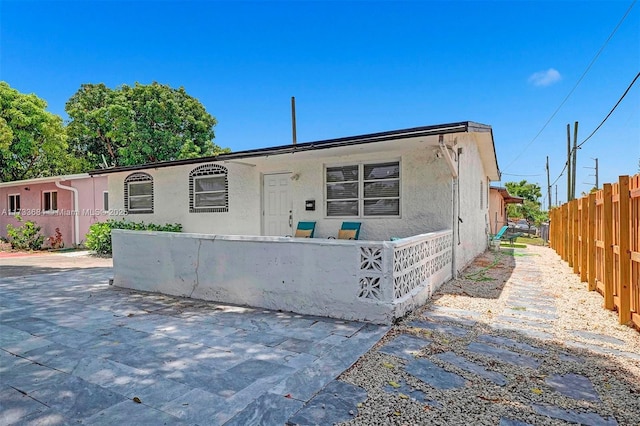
490;225;509;245
330;222;361;240
294;221;316;238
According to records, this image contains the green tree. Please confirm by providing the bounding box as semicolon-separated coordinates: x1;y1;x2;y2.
505;180;542;204
0;82;84;182
66;82;228;168
504;180;547;229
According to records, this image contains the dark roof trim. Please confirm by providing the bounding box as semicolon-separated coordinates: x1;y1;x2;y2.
490;186;524;204
89;121;492;175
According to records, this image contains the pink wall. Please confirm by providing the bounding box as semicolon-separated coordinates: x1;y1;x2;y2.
0;176;109;248
488;188;506;234
72;176;109;245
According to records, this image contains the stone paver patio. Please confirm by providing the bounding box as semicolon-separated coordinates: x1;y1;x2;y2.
0;266;387;425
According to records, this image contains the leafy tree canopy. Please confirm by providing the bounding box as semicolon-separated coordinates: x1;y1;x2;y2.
65;82;228;169
0;82;84;182
505;180;547;226
505;180;542;204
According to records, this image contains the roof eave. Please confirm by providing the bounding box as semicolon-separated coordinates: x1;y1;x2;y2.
89;121;495;176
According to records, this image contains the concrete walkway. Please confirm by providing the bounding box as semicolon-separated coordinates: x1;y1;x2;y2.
0;264;387;425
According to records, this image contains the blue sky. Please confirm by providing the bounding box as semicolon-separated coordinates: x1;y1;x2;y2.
1;0;639;206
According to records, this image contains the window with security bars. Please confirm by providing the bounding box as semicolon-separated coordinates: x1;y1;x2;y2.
124;172;153;214
189;164;228;213
326;161;400;217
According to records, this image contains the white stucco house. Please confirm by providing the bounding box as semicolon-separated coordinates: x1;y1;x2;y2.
93;121;501;323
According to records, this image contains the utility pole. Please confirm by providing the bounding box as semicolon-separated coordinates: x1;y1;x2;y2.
291;96;297;145
546;156;552;208
572;122;578;200
567;124;572;201
583;157;599;191
555;185;558;206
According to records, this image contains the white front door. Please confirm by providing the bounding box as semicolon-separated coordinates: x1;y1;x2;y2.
262;173;292;236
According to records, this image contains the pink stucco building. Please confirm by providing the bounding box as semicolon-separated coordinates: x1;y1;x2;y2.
0;174;109;248
488;186;523;234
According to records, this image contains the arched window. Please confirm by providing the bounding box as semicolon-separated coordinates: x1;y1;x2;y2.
124;172;153;214
189;164;228;213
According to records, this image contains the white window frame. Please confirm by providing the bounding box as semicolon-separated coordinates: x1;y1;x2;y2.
124;172;154;214
193;175;227;209
325;160;401;218
189;164;229;213
8;194;20;214
43;191;58;213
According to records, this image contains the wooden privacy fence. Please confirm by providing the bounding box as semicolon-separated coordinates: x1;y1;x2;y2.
549;174;640;329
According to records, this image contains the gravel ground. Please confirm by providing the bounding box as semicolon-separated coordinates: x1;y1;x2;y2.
338;245;640;425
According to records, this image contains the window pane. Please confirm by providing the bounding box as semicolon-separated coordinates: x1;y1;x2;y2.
15;196;20;210
327;200;358;216
364;181;399;198
326;182;358;200
51;192;57;210
195;176;225;192
326;165;359;183
44;193;51;211
364;162;399;180
103;192;109;210
195;192;227;207
129;182;152;196
129;195;152;210
364;199;399;216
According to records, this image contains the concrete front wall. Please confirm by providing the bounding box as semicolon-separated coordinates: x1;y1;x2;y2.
112;229;454;324
71;176;110;244
454;135;492;272
489;189;506;234
112;230;395;323
106;143;454;241
0;182;73;245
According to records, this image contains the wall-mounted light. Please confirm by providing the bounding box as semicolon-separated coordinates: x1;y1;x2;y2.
24;187;30;191
290;173;300;181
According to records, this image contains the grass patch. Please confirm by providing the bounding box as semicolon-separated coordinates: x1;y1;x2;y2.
515;236;546;246
501;242;527;248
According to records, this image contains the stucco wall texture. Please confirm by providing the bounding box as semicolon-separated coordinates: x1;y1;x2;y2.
0;176;109;247
105;133;495;275
107;142;457;241
112;229;453;324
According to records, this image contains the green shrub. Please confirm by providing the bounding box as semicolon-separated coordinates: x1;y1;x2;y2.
85;220;182;255
6;215;45;250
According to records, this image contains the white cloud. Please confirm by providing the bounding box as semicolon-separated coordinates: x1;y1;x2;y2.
528;68;562;87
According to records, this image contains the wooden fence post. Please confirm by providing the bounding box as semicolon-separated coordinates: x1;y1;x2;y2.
562;204;569;261
572;199;580;273
618;175;631;324
588;192;596;291
603;183;614;310
580;197;588;282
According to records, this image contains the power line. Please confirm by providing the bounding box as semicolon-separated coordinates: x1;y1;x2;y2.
503;0;637;172
577;71;640;149
501;172;544;177
545;70;640;203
